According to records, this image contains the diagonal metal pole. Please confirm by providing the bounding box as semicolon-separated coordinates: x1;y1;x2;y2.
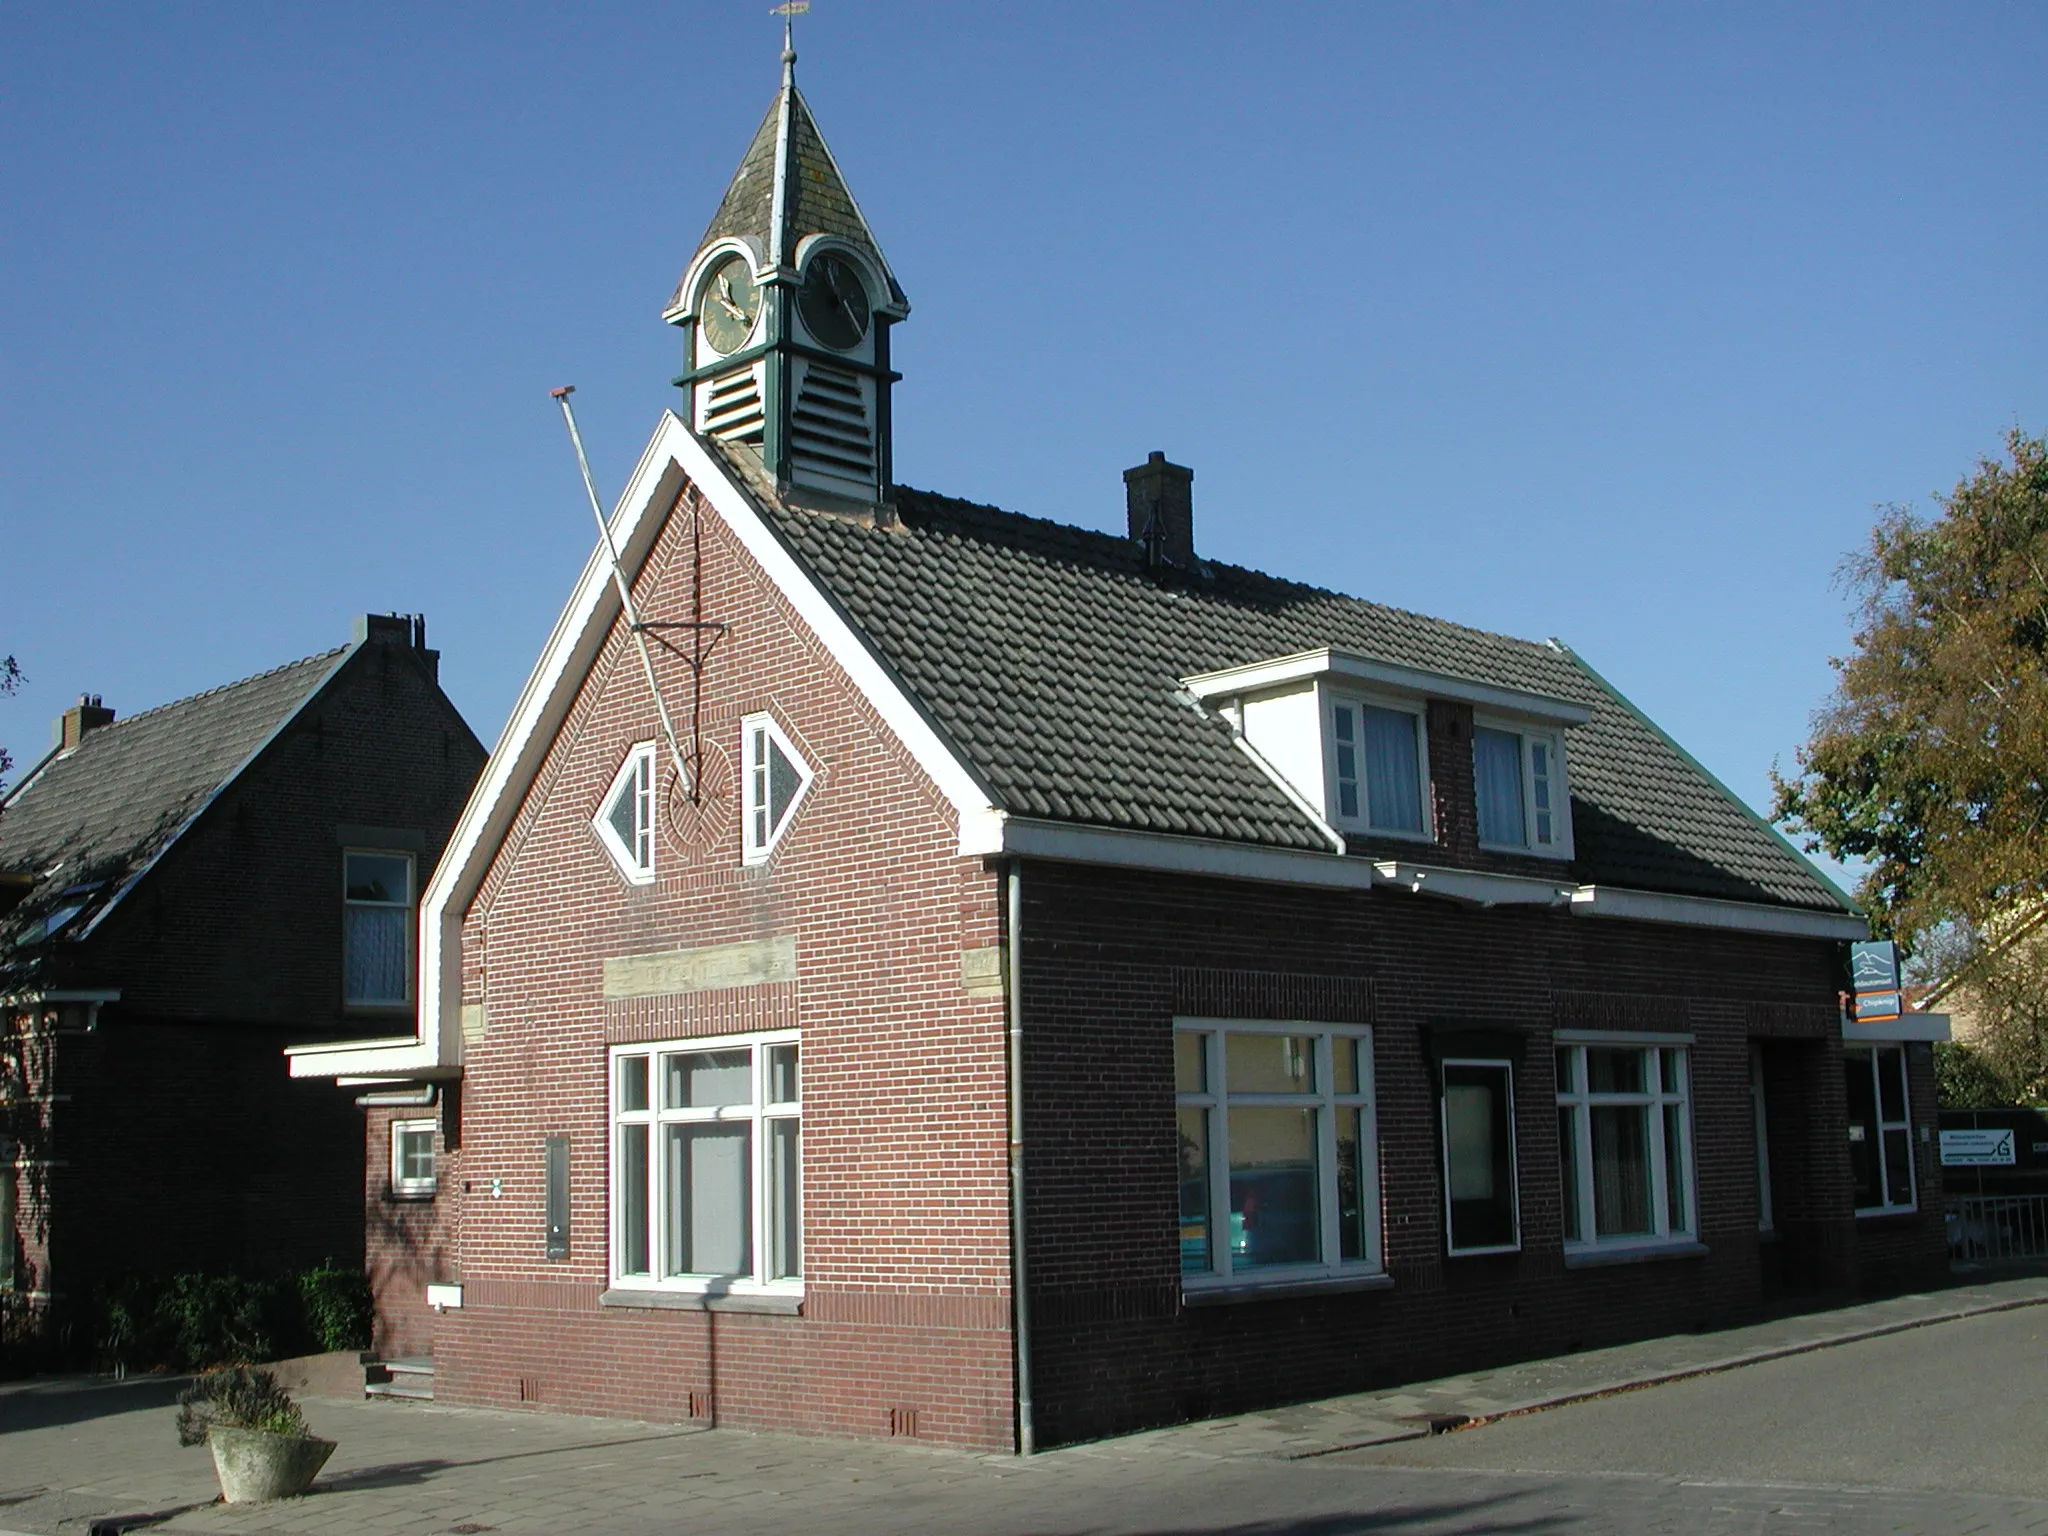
551;386;693;797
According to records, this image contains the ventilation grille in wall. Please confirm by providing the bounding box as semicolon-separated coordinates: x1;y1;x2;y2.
789;360;876;492
699;363;765;445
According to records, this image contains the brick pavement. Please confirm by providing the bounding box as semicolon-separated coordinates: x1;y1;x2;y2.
2;1275;2046;1536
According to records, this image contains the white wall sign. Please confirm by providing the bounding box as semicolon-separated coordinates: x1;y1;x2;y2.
1940;1128;2016;1167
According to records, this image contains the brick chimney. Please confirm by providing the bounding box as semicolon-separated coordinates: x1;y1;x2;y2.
60;694;115;751
1124;451;1195;570
355;612;441;681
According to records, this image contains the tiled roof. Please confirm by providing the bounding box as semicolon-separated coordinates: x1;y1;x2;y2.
758;487;1850;913
0;649;346;949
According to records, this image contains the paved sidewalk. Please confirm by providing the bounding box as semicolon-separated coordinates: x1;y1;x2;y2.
1113;1270;2048;1460
0;1274;2043;1536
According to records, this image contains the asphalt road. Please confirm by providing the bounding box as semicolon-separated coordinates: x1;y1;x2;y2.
1337;1302;2048;1499
6;1307;2048;1536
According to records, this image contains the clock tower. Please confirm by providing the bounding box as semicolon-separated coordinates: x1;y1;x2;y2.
664;44;908;507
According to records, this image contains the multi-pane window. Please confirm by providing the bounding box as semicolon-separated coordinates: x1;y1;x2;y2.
742;715;813;863
1327;698;1427;837
609;1032;801;1293
1556;1039;1695;1251
1176;1021;1380;1286
1845;1045;1915;1214
343;851;413;1007
1441;1060;1519;1254
390;1119;437;1197
595;744;657;883
1473;723;1567;855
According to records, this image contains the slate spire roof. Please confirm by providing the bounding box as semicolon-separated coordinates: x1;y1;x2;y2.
667;60;905;315
0;647;348;952
739;473;1853;915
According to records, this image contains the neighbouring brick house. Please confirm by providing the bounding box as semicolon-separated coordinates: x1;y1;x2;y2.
292;60;1949;1449
0;615;485;1353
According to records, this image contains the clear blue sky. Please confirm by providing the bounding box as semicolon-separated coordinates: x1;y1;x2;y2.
6;3;2044;882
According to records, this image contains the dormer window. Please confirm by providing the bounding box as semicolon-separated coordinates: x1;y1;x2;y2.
1183;648;1590;863
1327;698;1428;838
1473;721;1570;857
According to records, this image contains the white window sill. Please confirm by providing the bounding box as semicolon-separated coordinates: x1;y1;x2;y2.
386;1185;438;1202
600;1286;803;1315
1182;1271;1394;1307
1855;1205;1920;1220
1337;824;1434;845
1563;1239;1708;1270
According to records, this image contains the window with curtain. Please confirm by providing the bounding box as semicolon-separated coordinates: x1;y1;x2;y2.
1328;698;1427;837
610;1032;802;1295
344;851;413;1007
1474;724;1568;854
1176;1021;1381;1287
1845;1045;1915;1213
389;1119;437;1197
1556;1040;1695;1252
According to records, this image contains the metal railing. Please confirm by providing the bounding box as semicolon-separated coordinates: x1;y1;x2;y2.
1947;1194;2048;1261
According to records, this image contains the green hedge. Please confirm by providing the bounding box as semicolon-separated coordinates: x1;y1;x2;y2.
93;1264;374;1372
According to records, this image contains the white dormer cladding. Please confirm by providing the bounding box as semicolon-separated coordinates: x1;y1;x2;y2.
1184;649;1593;858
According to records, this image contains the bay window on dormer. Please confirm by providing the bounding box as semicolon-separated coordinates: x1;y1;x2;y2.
1327;696;1428;839
1473;720;1570;858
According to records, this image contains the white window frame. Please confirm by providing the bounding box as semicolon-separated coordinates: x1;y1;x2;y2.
389;1118;438;1198
1556;1032;1696;1255
741;713;814;865
1440;1057;1521;1257
593;742;658;885
1175;1018;1383;1292
1845;1044;1916;1216
1322;690;1433;842
1472;715;1572;859
607;1029;802;1300
343;849;415;1009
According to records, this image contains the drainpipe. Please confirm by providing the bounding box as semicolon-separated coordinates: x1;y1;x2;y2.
1006;860;1035;1455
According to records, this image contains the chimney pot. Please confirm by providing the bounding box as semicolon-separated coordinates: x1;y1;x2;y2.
60;695;116;752
1124;452;1195;570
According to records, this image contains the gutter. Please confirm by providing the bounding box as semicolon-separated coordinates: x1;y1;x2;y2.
1006;860;1035;1455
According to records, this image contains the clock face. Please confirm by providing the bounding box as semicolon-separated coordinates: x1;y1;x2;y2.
797;253;870;350
699;255;761;355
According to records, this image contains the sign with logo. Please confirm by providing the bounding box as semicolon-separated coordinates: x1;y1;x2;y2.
1940;1128;2016;1166
1850;940;1903;1022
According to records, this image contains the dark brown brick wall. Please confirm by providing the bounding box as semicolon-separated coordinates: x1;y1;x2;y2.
1013;860;1942;1446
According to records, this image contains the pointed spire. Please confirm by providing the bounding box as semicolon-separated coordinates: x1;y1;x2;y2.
665;54;905;318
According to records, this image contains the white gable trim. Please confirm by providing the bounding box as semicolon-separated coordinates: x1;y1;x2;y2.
292;412;998;1081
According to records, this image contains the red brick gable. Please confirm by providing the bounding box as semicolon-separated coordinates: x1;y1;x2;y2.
443;466;1015;1443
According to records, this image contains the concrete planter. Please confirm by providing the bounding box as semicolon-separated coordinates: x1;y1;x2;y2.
207;1425;337;1502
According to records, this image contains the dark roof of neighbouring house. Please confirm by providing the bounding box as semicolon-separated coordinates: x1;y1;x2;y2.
0;648;347;951
755;484;1851;914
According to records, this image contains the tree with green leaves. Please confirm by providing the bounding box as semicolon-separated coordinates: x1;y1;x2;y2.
0;653;20;791
1774;428;2048;1102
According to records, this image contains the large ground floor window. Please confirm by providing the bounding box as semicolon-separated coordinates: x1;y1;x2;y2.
1556;1034;1695;1253
1845;1044;1915;1214
1176;1019;1381;1287
609;1030;801;1296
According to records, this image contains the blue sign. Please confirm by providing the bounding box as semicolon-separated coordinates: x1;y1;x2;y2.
1850;940;1900;992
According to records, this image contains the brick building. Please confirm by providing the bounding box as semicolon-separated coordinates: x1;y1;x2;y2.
294;59;1948;1448
0;614;484;1352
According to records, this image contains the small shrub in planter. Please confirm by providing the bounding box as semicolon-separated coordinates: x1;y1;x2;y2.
177;1367;335;1502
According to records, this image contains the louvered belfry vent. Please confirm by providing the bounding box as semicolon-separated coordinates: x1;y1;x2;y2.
789;360;876;491
699;364;765;445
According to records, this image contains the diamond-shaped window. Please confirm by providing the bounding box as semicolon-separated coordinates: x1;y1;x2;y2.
742;714;813;864
594;743;657;884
